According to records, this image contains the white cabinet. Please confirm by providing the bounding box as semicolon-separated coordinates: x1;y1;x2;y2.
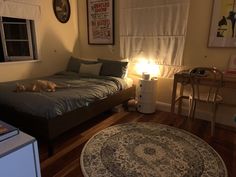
0;131;41;177
137;79;157;114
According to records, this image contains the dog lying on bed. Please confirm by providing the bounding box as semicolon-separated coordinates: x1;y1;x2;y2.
15;80;68;92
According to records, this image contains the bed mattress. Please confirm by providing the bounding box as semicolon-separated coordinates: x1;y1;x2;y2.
0;72;130;119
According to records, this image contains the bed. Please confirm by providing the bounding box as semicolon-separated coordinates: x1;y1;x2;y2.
0;58;135;155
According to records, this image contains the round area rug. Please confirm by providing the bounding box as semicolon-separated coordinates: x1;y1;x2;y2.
80;123;227;177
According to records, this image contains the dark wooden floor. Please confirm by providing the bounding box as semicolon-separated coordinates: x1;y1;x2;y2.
39;110;236;177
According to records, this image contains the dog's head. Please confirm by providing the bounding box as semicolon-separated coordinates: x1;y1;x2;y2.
15;83;26;92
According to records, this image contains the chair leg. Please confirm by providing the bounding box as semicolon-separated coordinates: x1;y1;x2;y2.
188;98;193;119
211;104;218;136
192;100;197;119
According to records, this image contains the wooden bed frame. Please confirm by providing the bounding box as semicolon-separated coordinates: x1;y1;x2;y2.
0;85;135;155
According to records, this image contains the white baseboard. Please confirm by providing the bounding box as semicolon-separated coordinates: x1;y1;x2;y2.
156;101;236;128
155;101;171;113
156;101;216;122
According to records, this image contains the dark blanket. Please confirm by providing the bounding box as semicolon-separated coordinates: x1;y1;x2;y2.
0;72;128;119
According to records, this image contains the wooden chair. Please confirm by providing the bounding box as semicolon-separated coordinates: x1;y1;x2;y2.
188;67;223;136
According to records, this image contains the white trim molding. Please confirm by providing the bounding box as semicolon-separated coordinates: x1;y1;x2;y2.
156;101;236;128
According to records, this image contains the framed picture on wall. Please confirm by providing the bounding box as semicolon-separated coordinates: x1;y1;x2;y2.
87;0;114;45
208;0;236;47
53;0;71;23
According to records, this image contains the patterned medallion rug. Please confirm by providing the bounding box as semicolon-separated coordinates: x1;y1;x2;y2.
80;123;227;177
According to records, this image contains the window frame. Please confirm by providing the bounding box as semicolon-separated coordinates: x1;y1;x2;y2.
0;16;36;62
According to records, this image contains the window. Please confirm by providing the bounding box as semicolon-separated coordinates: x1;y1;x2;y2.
0;17;37;62
119;0;190;78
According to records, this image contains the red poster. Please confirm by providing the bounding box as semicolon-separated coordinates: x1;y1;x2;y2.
87;0;114;45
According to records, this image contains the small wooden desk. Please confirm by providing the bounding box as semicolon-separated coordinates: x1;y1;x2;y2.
171;70;236;114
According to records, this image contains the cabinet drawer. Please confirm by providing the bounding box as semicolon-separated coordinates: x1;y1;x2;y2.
137;79;157;114
137;102;156;114
138;93;156;102
138;90;155;94
138;80;157;92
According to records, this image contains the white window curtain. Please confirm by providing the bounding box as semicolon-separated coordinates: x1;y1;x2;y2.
120;0;190;78
0;0;41;20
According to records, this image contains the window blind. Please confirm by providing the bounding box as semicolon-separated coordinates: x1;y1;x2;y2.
120;0;190;78
0;0;41;20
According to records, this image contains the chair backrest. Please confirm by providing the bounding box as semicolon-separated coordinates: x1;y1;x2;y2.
189;67;223;103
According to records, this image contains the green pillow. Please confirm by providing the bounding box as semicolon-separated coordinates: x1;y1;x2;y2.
79;63;102;76
98;59;128;78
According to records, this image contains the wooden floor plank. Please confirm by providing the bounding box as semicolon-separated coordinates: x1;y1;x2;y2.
39;111;236;177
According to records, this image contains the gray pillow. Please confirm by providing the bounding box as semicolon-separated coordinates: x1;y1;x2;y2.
98;58;128;78
66;57;99;73
66;57;80;72
79;63;102;76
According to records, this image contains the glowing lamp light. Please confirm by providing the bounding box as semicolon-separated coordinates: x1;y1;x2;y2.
135;59;160;78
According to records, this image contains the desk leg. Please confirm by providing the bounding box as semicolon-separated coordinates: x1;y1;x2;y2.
177;84;184;115
171;77;178;114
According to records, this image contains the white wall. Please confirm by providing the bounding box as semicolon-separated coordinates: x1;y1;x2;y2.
0;0;79;82
75;0;236;127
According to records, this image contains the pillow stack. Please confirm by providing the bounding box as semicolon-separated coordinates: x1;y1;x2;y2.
66;57;98;73
66;57;128;78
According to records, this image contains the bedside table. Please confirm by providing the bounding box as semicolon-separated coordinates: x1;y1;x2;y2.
0;131;41;177
137;79;157;114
